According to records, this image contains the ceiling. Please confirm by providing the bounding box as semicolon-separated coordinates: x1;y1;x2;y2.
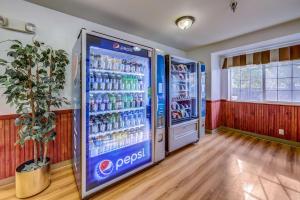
26;0;300;50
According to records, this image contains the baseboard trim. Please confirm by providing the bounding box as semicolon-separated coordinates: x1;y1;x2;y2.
219;126;300;148
205;127;222;134
0;159;72;186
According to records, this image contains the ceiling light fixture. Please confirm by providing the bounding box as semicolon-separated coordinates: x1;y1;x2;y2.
175;16;195;30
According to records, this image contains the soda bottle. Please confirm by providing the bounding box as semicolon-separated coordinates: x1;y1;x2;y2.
139;64;144;73
99;116;106;132
106;114;112;131
107;56;112;70
90;73;94;90
120;59;126;72
126;94;131;108
116;94;122;109
120;75;125;90
112;114;117;130
125;61;131;72
89;117;94;134
109;94;116;110
112;74;119;90
139;111;144;124
123;75;128;90
97;55;102;69
106;74;112;90
103;94;110;111
96;95;101;112
131;76;135;90
122;94;126;109
124;112;129;128
92;117;98;134
137;63;141;73
91;95;98;112
119;113;125;128
131;62;136;73
89;51;95;69
138;77;143;90
99;95;105;111
138;94;143;107
100;55;106;70
116;75;121;90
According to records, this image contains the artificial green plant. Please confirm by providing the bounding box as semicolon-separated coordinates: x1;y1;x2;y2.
0;40;69;171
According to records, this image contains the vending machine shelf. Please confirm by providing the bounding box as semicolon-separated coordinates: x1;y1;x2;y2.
89;107;145;116
89;124;145;139
90;68;145;77
90;90;145;94
89;137;151;158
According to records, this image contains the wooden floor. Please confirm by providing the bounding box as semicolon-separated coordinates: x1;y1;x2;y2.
1;128;300;200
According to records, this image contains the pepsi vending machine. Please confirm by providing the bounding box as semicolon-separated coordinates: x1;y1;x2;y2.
72;29;155;198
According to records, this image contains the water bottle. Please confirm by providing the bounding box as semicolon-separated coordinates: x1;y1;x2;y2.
100;55;106;70
119;113;124;129
96;95;101;112
99;116;106;133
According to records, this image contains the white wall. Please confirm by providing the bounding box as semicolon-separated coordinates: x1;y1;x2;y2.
187;18;300;100
0;0;186;115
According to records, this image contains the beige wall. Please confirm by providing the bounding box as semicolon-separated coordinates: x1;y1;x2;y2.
0;0;185;115
187;18;300;100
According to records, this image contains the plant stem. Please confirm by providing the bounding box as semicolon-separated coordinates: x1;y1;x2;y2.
43;143;48;164
39;141;43;161
28;55;37;164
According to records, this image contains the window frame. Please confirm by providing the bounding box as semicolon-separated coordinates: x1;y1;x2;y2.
228;59;300;105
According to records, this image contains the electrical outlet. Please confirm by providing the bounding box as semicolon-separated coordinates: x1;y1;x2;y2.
279;129;285;135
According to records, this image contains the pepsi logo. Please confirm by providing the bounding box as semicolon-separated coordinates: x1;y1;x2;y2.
97;160;114;178
113;43;120;49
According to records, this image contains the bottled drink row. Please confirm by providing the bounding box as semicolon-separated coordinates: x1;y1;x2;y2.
90;73;144;91
89;111;145;135
89;128;149;157
89;52;145;73
90;93;144;113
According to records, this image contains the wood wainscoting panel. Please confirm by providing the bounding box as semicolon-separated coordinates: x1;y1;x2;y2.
221;101;300;142
0;110;72;180
206;100;223;130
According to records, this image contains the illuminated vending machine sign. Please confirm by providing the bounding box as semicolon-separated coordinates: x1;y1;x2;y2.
85;34;153;191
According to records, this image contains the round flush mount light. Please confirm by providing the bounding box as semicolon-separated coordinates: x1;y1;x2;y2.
175;16;195;30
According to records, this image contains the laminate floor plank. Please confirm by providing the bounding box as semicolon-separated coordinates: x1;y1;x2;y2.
0;130;299;200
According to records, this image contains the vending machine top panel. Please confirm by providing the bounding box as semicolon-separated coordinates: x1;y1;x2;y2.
87;33;152;58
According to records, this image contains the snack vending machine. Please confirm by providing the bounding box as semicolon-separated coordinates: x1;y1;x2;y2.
72;29;155;198
165;55;202;153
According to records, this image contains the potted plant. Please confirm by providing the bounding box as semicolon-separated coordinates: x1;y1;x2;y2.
0;40;69;198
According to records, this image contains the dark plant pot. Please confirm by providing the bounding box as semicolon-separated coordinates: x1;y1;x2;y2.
15;158;50;198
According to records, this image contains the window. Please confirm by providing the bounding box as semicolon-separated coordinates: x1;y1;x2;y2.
229;60;300;103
